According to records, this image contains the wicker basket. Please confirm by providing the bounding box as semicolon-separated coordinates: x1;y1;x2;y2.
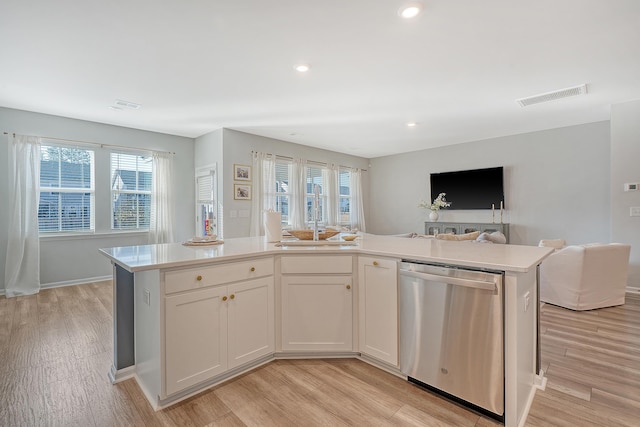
288;229;340;240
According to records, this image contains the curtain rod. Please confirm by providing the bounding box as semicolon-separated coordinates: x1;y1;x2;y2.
3;132;175;155
252;151;367;171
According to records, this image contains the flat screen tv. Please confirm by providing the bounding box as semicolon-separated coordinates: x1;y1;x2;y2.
430;167;504;210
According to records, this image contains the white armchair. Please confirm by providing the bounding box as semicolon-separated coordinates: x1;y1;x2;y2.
539;243;631;310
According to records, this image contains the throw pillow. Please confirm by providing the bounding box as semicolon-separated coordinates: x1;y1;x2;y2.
538;239;566;250
477;231;507;244
436;231;480;241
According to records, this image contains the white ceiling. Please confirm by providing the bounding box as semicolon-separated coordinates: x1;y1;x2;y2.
1;0;639;158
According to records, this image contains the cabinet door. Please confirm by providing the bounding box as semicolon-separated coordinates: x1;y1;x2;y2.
164;287;228;396
227;277;275;369
358;257;398;366
281;275;353;351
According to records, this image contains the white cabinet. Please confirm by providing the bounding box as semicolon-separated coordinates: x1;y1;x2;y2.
358;256;398;366
227;277;274;369
280;256;353;352
162;258;274;397
165;286;227;395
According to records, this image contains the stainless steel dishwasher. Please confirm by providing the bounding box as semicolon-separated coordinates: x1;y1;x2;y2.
399;260;504;420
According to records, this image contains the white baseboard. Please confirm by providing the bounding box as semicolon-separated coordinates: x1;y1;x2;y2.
626;286;640;294
0;275;112;297
109;364;135;384
534;369;547;390
41;275;112;290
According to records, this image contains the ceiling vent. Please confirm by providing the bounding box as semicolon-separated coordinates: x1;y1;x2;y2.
114;99;141;109
516;84;587;107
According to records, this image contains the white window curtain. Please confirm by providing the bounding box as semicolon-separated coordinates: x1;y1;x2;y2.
5;134;42;297
324;164;340;226
149;151;175;244
250;152;276;236
350;168;366;232
289;158;307;229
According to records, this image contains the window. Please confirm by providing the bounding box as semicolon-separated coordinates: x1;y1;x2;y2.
257;155;356;229
306;165;325;223
39;145;95;232
111;152;152;230
338;167;351;225
266;160;292;226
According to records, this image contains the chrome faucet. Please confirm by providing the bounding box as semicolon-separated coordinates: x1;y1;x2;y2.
313;184;320;241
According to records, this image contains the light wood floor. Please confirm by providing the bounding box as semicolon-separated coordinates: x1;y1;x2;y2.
1;282;639;426
528;293;640;426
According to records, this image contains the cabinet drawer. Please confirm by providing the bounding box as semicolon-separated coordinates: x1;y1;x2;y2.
164;257;274;295
281;255;352;274
359;256;397;270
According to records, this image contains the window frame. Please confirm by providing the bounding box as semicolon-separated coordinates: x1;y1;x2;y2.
38;142;96;234
260;158;355;229
338;167;352;227
269;159;292;227
110;151;153;231
305;164;327;226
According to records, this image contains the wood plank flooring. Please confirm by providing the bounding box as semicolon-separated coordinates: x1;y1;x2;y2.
528;293;640;426
0;282;638;426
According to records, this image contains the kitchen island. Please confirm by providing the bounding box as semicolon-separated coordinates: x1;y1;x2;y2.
100;234;553;427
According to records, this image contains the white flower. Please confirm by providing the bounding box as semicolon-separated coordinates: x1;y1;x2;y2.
418;193;451;211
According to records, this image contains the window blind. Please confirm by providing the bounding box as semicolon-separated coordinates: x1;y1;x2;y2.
111;152;152;230
39;145;95;232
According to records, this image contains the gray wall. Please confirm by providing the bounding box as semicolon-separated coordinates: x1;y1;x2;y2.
195;129;370;238
3;104;636;290
0;107;195;291
611;100;640;288
368;122;611;246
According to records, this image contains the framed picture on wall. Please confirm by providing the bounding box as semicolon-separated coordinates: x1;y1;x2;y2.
234;184;252;200
234;164;251;181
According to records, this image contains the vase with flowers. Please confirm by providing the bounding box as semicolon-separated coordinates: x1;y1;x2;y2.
418;193;451;222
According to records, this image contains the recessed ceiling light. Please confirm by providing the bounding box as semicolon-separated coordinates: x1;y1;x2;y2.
109;106;123;111
407;122;418;127
399;3;422;19
294;64;311;73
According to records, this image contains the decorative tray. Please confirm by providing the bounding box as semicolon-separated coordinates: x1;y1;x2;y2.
287;229;340;240
182;239;224;247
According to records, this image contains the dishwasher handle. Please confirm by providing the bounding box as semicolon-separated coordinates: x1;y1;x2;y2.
400;269;497;291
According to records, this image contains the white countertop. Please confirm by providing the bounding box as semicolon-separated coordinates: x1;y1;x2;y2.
99;234;553;273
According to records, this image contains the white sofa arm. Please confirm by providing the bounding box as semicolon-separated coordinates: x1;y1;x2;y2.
540;243;630;310
540;246;585;306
